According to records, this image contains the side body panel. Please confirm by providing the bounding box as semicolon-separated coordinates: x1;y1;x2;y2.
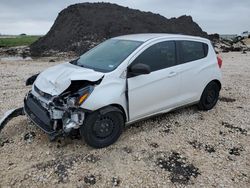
176;41;222;105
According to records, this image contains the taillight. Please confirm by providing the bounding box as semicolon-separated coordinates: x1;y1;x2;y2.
217;56;222;68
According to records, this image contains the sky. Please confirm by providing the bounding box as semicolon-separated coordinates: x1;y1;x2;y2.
0;0;249;35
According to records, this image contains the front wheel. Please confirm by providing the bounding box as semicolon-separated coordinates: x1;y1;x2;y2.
198;82;220;111
80;107;124;148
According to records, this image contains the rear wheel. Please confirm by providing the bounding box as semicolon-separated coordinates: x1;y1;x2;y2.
80;107;124;148
198;81;220;111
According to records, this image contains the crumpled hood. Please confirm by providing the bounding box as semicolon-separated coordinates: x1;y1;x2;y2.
34;62;104;96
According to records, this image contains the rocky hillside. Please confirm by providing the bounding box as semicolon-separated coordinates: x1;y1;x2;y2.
30;2;208;56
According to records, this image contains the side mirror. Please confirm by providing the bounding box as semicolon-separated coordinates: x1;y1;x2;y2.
127;63;151;78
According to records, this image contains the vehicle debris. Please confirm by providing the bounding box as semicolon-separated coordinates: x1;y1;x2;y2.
0;107;24;133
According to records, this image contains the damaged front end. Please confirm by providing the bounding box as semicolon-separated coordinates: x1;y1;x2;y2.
0;61;104;140
24;82;96;140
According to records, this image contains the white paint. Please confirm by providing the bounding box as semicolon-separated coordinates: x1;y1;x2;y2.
34;62;104;96
34;34;221;123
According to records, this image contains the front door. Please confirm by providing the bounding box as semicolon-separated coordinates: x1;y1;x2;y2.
127;41;181;121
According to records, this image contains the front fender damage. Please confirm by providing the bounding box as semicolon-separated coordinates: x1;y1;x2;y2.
0;107;24;133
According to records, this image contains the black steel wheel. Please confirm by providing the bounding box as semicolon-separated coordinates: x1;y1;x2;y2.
80;107;124;148
198;81;220;111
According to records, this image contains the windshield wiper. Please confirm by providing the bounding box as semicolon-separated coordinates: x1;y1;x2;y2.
69;58;80;65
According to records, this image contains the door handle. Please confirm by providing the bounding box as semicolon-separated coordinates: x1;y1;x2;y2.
167;71;177;78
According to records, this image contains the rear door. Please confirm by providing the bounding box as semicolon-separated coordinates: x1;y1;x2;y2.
176;40;209;104
127;40;181;121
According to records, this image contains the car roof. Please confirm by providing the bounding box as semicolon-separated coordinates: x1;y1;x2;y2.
113;33;208;43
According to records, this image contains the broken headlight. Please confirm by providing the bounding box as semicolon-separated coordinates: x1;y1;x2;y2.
67;86;94;107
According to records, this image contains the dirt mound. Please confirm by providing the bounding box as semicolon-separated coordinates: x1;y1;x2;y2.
30;2;208;56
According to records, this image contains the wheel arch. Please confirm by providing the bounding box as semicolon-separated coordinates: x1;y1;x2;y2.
109;104;127;123
210;79;222;90
88;104;127;123
198;79;221;101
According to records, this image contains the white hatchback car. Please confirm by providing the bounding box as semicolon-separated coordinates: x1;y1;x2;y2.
1;34;222;148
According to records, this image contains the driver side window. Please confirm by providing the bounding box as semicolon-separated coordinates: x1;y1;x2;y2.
132;41;176;72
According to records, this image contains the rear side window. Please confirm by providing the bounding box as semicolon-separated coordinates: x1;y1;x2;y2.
132;41;176;72
178;41;208;64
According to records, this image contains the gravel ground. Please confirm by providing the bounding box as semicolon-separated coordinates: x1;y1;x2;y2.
0;52;249;187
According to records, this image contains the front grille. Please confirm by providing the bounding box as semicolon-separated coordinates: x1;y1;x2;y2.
24;93;55;134
34;85;53;100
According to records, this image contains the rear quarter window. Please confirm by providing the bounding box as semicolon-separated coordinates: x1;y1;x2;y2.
178;41;209;64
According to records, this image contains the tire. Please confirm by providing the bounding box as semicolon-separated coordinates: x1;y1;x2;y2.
80;107;124;148
198;81;220;111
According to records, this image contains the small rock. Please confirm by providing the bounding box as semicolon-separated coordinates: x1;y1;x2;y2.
27;153;33;160
149;142;159;148
49;59;55;62
122;146;132;154
24;132;36;143
85;154;99;163
84;175;96;185
204;145;216;153
162;128;170;133
112;177;121;186
0;139;10;147
229;147;243;156
219;97;236;103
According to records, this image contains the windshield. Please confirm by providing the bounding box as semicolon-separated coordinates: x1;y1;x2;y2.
74;39;142;72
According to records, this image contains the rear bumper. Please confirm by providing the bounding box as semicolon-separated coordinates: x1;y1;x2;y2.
24;93;56;135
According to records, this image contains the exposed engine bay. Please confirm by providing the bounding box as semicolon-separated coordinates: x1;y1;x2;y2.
24;78;101;140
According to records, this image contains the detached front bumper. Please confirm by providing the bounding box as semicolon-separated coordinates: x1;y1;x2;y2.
0;108;24;133
24;93;60;139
